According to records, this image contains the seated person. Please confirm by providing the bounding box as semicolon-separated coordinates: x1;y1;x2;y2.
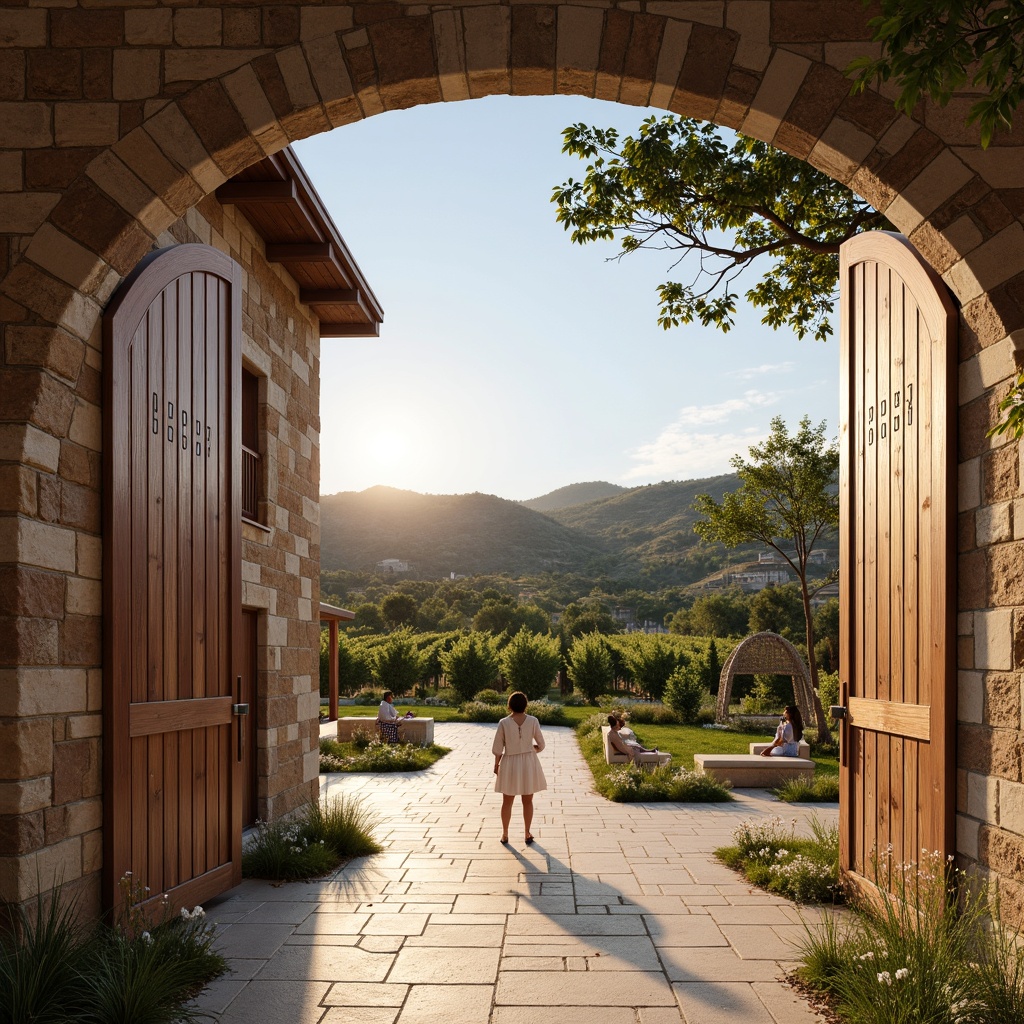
760;705;804;756
376;690;414;742
607;715;670;765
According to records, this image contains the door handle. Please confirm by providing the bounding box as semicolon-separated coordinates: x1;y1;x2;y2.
235;676;245;763
232;704;250;716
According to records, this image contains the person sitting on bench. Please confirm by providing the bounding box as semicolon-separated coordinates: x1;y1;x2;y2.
377;690;413;742
760;705;803;756
607;715;668;765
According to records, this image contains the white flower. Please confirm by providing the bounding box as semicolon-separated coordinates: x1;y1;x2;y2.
895;968;909;980
859;951;875;961
877;971;892;985
191;906;205;919
180;907;190;920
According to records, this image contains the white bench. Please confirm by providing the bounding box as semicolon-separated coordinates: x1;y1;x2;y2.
693;753;814;787
749;740;811;758
601;726;671;767
336;716;434;746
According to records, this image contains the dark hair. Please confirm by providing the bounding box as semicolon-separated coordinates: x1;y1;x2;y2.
607;715;620;728
383;690;394;701
507;691;528;714
786;705;804;742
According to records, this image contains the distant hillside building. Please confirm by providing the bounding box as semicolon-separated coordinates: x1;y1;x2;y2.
725;568;793;591
758;549;830;565
377;558;411;573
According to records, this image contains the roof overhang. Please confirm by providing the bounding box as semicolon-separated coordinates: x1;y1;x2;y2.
216;147;384;338
319;601;356;622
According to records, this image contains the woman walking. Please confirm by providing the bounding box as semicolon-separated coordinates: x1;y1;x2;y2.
492;691;546;845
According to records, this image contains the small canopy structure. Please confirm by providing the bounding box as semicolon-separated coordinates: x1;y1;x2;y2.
320;601;355;721
716;631;815;726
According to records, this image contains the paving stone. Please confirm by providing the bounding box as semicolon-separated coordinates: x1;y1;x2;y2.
673;982;775;1024
395;984;494;1023
321;1008;399;1024
492;1009;636;1024
214;979;330;1024
405;924;505;946
323;982;408;1006
709;905;799;925
452;893;517;914
188;977;247;1015
720;925;806;960
516;895;576;914
359;935;407;953
212;923;294;959
505;914;646;936
236;901;316;924
660;947;785;983
256;944;393;981
362;913;429;936
388;946;500;984
497;969;676;1006
752;981;828;1023
294;912;369;934
644;915;729;948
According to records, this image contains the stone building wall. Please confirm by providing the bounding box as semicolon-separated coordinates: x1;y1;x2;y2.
0;194;322;919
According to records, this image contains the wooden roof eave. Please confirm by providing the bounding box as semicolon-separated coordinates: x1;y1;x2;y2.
215;147;384;339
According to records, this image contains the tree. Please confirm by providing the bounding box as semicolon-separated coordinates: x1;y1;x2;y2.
381;592;418;631
693;416;839;742
473;598;551;636
500;628;561;702
669;590;750;638
371;629;425;694
441;634;499;703
617;633;683;703
560;602;619;639
813;598;841;674
351;602;383;632
704;638;722;696
565;632;614;704
848;1;1024;148
552;116;887;342
747;583;806;640
664;662;707;724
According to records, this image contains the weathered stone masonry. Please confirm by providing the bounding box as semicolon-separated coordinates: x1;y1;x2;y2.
1;1;1023;923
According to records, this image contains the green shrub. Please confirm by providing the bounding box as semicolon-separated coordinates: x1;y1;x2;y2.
350;724;374;750
319;737;449;773
740;675;788;715
352;687;385;706
616;703;681;725
797;850;1024;1023
0;878;226;1024
525;701;569;726
473;689;503;704
561;692;588;706
663;662;708;723
817;669;839;711
441;634;499;702
774;775;840;802
716;815;840;904
616;634;683;702
243;795;382;880
499;627;560;702
457;701;506;723
603;764;731;803
371;629;425;694
565;632;614;703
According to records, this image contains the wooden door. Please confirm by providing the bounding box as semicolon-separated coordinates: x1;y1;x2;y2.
102;244;243;915
838;232;957;897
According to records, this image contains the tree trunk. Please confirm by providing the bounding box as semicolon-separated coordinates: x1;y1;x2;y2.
799;573;831;743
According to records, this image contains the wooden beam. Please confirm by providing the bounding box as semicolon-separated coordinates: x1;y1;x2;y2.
319;322;380;338
265;243;332;263
329;618;339;722
215;181;297;203
847;696;930;741
129;696;233;737
300;288;360;305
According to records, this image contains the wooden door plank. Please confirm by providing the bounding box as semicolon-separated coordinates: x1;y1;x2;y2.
863;259;878;871
876;263;892;860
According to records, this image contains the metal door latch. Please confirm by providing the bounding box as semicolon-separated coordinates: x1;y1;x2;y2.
232;703;250;716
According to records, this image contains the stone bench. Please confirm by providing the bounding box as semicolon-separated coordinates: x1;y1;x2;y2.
601;726;671;767
693;753;814;788
749;740;811;758
336;716;434;746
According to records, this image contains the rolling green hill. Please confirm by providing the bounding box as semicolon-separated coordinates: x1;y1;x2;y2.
319;486;616;577
319;476;763;586
521;481;627;512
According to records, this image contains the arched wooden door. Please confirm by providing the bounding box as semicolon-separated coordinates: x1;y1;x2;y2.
102;244;243;915
838;232;957;897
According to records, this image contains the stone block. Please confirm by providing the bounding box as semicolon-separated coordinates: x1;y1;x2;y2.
173;9;222;47
112;49;161;101
887;150;975;234
125;9;172;45
975;609;1013;670
54;103;119;147
1;520;77;573
0;777;51;815
959;457;982;511
1;9;47;47
957;813;981;860
0;667;88;717
0;465;37;515
76;534;101;579
0;718;54;780
967;770;1000;823
740;48;810;144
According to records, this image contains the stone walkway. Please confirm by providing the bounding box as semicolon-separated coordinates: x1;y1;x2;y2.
195;722;837;1023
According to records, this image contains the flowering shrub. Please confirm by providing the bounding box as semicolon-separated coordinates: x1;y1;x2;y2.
604;763;732;803
242;795;381;881
717;815;841;904
798;849;1024;1023
319;736;450;773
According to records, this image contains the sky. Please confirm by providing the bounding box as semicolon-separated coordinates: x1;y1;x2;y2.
293;95;841;503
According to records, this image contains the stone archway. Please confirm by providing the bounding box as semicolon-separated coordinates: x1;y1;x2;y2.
1;3;1022;923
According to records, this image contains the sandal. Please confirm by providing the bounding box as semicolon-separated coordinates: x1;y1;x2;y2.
499;836;509;844
525;835;534;845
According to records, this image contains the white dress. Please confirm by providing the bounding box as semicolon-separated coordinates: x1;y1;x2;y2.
492;714;547;795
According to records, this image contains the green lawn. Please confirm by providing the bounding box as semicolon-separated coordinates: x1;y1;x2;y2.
324;704;839;780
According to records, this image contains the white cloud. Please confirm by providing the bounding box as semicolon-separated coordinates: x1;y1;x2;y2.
671;389;779;427
726;361;795;380
622;427;767;481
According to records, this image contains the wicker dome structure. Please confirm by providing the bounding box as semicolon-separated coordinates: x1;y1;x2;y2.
716;631;815;726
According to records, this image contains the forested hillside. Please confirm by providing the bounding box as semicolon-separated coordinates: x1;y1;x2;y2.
521;481;627;512
320;477;759;586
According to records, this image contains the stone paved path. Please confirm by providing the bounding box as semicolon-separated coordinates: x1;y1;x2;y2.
195;722;837;1023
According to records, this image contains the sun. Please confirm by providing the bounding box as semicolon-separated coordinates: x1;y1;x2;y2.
369;429;409;467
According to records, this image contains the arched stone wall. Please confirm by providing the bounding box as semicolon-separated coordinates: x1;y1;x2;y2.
1;3;1021;922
